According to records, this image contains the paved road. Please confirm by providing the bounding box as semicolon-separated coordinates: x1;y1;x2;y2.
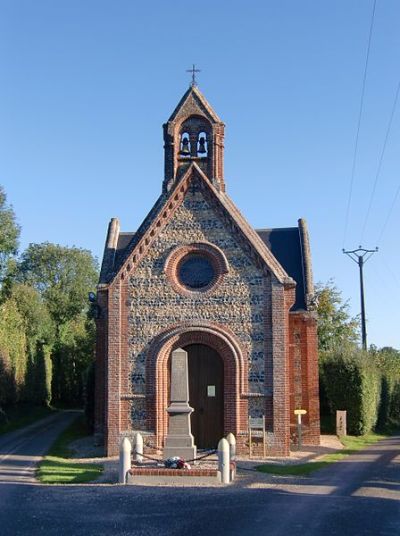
0;415;398;536
0;410;79;483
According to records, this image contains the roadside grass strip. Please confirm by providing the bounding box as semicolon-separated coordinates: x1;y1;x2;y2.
37;416;103;484
256;433;387;476
0;405;56;435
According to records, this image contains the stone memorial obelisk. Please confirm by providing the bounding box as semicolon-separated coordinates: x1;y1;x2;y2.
163;347;197;460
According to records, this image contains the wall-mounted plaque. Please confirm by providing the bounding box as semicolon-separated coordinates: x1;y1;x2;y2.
207;385;216;397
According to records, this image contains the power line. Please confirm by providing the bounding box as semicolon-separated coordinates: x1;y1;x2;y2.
360;78;400;244
342;0;377;248
376;181;400;246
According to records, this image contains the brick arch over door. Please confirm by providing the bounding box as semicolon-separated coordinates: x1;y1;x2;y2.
146;324;248;448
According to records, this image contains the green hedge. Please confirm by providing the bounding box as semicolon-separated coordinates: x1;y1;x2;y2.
320;348;380;435
0;298;52;410
320;346;400;435
0;300;27;405
375;348;400;430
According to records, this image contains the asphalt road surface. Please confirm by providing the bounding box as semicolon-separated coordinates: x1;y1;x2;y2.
0;412;398;536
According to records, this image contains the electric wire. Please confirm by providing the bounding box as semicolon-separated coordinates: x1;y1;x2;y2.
342;0;377;248
360;78;400;244
376;181;400;246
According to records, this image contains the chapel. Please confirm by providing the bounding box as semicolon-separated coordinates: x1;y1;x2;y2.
94;83;320;456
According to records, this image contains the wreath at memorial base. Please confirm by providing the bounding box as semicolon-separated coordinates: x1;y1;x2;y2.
164;456;191;470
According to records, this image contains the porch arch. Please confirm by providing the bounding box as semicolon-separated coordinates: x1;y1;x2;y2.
146;323;247;448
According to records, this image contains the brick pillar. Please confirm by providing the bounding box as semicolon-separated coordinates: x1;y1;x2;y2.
94;287;108;442
289;312;320;446
270;280;292;456
304;314;320;445
119;281;130;434
105;279;122;456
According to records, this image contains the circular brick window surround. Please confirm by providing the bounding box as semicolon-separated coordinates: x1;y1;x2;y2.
165;242;229;297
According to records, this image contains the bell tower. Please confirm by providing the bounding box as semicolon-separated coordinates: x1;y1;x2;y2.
163;85;225;192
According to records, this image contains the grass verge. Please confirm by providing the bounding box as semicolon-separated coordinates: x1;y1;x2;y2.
37;416;103;484
0;404;56;435
256;432;387;476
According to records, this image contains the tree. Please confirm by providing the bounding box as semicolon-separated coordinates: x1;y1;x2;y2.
0;298;27;405
10;283;54;346
10;284;54;405
315;280;359;353
17;243;99;405
18;243;98;326
0;186;20;286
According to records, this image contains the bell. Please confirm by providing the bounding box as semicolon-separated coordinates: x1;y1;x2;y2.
198;136;207;155
180;137;190;155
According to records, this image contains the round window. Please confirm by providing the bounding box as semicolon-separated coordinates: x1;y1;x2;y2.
178;254;215;290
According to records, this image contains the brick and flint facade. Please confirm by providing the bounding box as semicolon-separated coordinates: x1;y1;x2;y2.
95;85;320;456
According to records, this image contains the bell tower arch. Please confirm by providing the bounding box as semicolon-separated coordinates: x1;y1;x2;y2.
163;85;225;192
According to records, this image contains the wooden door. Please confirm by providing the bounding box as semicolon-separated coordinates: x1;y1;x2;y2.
185;344;224;449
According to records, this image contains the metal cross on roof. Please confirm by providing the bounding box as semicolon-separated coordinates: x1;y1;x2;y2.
186;64;201;87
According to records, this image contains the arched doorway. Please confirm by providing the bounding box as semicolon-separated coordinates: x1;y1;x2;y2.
185;344;224;449
147;324;247;449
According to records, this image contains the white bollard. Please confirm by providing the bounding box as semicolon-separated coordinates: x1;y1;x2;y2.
226;432;236;460
218;437;230;484
119;437;132;484
226;432;236;482
134;432;143;463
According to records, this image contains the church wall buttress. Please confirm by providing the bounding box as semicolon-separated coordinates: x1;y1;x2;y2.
289;312;320;446
105;281;123;456
94;288;108;441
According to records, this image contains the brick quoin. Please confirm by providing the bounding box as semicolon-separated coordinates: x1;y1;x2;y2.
95;85;320;457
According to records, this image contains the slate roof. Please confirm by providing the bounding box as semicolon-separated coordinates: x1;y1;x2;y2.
257;227;306;311
115;232;135;268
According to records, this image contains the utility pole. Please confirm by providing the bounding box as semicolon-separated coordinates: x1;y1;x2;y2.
342;246;378;351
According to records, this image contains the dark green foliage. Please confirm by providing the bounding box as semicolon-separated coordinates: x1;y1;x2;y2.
0;349;16;408
24;343;52;406
0;299;27;405
10;284;54;346
320;345;400;435
320;348;380;435
14;242;98;408
372;346;400;430
51;318;96;406
84;362;95;433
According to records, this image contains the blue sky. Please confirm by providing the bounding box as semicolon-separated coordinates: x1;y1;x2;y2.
1;1;399;349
